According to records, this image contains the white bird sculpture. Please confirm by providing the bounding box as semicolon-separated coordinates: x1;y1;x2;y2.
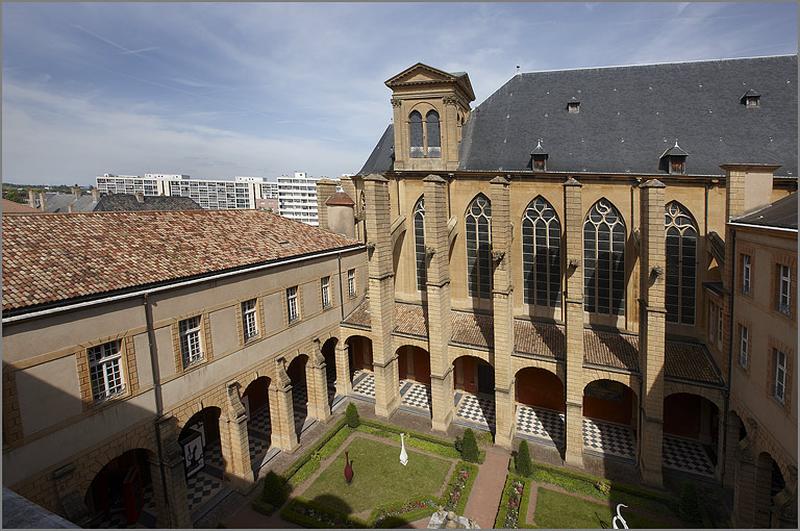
399;433;409;466
612;503;629;529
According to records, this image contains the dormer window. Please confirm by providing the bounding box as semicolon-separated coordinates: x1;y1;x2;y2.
530;139;548;171
660;141;688;175
567;100;581;114
740;89;760;108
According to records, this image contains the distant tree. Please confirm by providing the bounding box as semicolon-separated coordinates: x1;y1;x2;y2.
460;428;479;463
345;402;360;428
515;440;532;477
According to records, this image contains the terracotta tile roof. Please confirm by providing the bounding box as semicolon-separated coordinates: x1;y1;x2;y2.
341;301;722;385
583;329;641;372
3;210;361;313
395;303;428;337
342;300;371;328
665;341;722;384
2;199;41;214
513;320;565;360
451;311;493;348
325;192;355;207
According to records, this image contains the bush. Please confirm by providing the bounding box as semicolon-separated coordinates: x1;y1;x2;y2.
261;471;289;507
460;428;479;462
678;482;701;523
345;402;360;428
251;497;275;516
594;480;611;496
515;441;532;477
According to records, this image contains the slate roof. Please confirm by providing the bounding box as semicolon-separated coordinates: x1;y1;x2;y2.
359;55;797;177
94;194;202;212
358;124;394;176
731;192;797;230
41;193;98;213
1;199;40;214
341;301;723;385
2;210;361;313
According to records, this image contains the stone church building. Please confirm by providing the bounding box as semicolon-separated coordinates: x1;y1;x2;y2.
318;55;797;527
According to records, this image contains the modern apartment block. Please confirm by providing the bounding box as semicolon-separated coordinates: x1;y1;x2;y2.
277;172;322;226
95;174;279;211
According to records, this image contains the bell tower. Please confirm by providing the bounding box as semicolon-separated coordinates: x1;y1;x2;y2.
386;63;475;172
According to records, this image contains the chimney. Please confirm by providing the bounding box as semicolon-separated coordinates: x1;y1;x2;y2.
91;188;99;201
72;186;81;199
38;192;46;212
27;189;37;208
135;192;145;203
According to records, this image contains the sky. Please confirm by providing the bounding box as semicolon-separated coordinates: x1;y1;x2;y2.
2;2;797;186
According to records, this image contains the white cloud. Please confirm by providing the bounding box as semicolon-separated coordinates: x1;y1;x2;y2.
2;81;365;184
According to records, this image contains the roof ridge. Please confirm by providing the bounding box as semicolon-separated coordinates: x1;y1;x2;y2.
731;191;798;221
519;53;796;75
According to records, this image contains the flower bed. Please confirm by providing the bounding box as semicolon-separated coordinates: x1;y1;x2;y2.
442;462;479;514
280;498;367;529
494;474;531;529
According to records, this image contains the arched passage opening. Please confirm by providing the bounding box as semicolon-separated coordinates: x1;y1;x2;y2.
242;376;272;471
755;452;790;528
177;406;225;514
453;355;495;432
514;367;565;449
662;393;719;477
287;355;310;437
397;345;432;415
346;335;375;401
85;449;157;528
582;379;637;461
321;337;338;406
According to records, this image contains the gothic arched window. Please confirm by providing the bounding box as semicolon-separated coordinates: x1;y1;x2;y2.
466;194;492;298
665;202;697;325
522;197;561;307
413;196;426;291
409;111;423;158
584;199;626;315
426;110;441;158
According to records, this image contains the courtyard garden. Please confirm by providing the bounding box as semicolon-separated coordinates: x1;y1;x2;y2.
252;405;479;528
494;441;710;529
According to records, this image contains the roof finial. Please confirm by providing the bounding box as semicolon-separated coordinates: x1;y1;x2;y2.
515;65;521;76
536;138;543;149
674;139;679;148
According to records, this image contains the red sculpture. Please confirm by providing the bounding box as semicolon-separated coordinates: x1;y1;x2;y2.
344;451;354;484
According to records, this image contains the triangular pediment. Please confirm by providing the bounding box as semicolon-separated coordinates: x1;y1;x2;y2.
386;63;457;87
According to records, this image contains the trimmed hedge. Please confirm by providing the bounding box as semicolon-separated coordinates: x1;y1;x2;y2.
494;474;529;529
443;462;479;514
280;498;368;529
357;420;462;459
251;497;275;517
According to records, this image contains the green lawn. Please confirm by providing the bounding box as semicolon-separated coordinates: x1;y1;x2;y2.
300;437;452;515
533;487;680;529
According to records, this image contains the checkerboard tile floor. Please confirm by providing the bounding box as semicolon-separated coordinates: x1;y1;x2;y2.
582;417;636;460
247;406;271;437
185;469;224;514
454;392;496;430
92;484;157;528
203;441;225;470
352;369;376;399
292;383;309;433
663;434;715;477
399;380;431;410
515;404;565;447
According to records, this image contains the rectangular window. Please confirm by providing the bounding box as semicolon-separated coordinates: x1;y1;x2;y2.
179;316;203;367
321;276;331;309
742;254;751;295
88;340;125;401
242;299;258;341
774;349;787;403
287;286;299;323
739;325;749;368
348;269;356;298
778;264;791;315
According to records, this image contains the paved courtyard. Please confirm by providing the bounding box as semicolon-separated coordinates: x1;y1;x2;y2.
663;434;715;477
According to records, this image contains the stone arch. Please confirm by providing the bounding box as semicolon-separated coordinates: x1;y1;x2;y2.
583;198;627;317
453;354;494;396
79;431;158;505
84;448;158;527
320;337;338;405
583;378;637;426
755;451;788;528
345;334;373;376
515;366;564;411
397;344;431;385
